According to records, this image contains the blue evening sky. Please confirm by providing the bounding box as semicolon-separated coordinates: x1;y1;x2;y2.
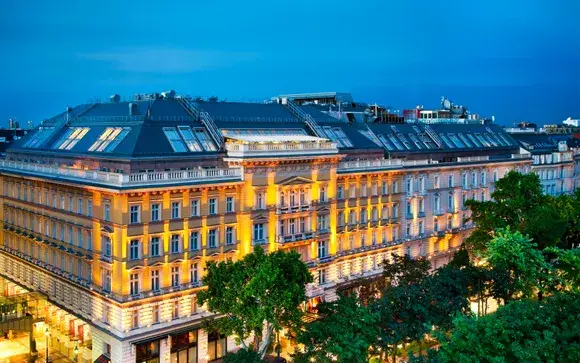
1;0;579;126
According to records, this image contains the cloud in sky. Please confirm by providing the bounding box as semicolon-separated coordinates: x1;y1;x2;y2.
78;47;258;73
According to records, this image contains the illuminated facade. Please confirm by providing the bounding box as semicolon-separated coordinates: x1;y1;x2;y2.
0;92;560;363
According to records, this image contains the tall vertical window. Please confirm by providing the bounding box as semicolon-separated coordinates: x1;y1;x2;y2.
150;203;160;221
361;184;367;197
171;267;180;287
448;192;454;210
190;263;199;283
151;270;160;291
152;304;159;323
103;203;111;221
319;186;327;202
225;226;234;245
129;240;140;260
102;236;112;257
170;235;181;254
131;309;139;329
317;241;327;258
87;200;93;217
434;217;439;231
255;193;264;209
171;201;181;219
77;198;83;214
190;199;200;216
226;196;234;213
150;237;161;257
102;269;111;292
209;198;217;215
337;186;344;200
130;205;141;224
434;175;440;189
448;174;454;188
253;223;265;243
189;231;199;250
130;273;140;295
208;229;218;248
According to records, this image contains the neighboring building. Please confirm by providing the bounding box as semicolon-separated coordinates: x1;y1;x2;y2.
0;91;565;363
403;97;491;125
509;132;576;195
0;128;30;156
563;117;580;128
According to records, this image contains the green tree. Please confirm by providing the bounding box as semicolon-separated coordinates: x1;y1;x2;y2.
435;293;580;363
484;228;550;301
465;171;567;252
295;295;379;363
197;246;313;357
543;247;580;292
222;348;262;363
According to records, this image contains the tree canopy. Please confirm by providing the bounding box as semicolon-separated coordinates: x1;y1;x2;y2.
197;245;313;357
435;292;580;363
295;295;379;363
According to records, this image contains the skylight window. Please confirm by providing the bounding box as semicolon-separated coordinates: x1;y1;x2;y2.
22;127;55;149
163;126;217;152
483;133;498;147
439;134;455;148
88;127;130;152
396;134;412;150
321;127;353;148
222;129;307;137
448;134;466;148
52;127;90;150
177;126;202;151
378;134;396;150
467;134;483;147
496;134;513;146
407;133;423;149
457;133;473;148
387;134;405;150
475;134;491;147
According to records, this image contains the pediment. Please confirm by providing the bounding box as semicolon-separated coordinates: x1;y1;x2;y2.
276;176;313;186
252;214;269;223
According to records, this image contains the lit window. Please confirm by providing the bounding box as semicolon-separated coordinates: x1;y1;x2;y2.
51;127;90;150
88;127;130;152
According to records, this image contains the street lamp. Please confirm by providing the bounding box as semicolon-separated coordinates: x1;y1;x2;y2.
44;328;49;363
73;345;79;362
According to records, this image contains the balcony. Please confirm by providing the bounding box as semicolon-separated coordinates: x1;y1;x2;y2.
225;138;338;158
306;284;325;298
277;232;315;244
100;254;113;264
252;239;268;246
276;204;311;214
0;160;242;188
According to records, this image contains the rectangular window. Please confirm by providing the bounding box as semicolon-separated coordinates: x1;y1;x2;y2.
150;203;160;221
129;240;140;260
434;175;440;189
253;223;265;243
151;270;160;292
130;273;140;295
190;263;199;283
317;241;327;258
361;184;367;197
209;198;217;215
103;203;111;221
89;127;131;152
171;201;181;219
337;186;344;200
190;199;200;216
225;226;234;245
349;184;356;198
171;267;180;288
150;237;161;257
208;229;218;248
131;309;139;329
102;269;111;292
130;204;141;224
319;186;327;202
87;200;93;217
190;231;200;250
77;198;83;214
255;192;265;209
170;235;181;254
226;196;234;213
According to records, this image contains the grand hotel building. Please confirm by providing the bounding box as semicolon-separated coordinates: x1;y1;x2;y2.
0;92;576;363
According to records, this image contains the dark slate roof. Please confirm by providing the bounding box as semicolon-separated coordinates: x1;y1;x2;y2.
509;133;558;154
199;102;298;123
300;105;346;123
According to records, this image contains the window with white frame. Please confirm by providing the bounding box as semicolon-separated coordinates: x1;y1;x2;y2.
152;304;159;323
337;186;344;200
190;199;200;216
189;231;200;250
371;182;378;196
226;196;234;213
255;192;265;209
130;273;140;295
448;192;454;210
103;203;111;221
102;269;111;292
317;240;327;258
209;198;218;214
382;182;388;195
208;229;218;248
170;234;181;254
151;270;160;291
129;240;140;260
225;226;235;245
130;204;141;224
253;223;265;243
361;184;367;197
349;184;356;198
190;263;199;283
150;203;160;221
131;309;139;329
434;217;439;232
171;201;181;219
150;237;161;257
171;266;180;287
434;175;440;189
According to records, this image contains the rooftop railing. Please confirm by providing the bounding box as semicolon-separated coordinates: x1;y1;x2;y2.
225;140;338;157
0;160;242;188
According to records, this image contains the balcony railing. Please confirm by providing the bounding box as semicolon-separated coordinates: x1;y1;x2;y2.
225;140;338;158
277;231;315;244
0;160;242;188
276;204;311;214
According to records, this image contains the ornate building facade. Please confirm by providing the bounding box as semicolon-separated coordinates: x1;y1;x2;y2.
0;93;567;363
